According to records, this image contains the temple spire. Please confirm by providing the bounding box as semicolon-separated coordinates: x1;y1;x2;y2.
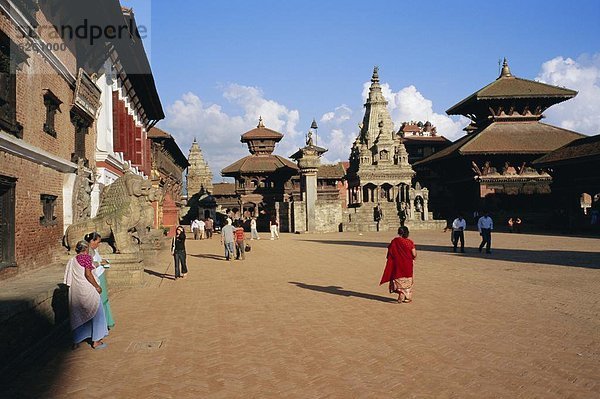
499;58;512;78
371;66;380;83
257;116;265;128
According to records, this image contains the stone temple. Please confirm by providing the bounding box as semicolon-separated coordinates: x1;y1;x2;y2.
344;67;445;231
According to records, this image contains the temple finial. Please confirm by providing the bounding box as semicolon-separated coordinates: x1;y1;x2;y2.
193;137;197;143
371;66;379;83
499;58;512;78
257;116;264;128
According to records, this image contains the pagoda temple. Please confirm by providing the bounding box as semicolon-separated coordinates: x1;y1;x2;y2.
416;59;585;215
221;117;298;228
345;67;445;231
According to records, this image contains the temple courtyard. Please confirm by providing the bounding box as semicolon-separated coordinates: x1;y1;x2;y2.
2;230;599;398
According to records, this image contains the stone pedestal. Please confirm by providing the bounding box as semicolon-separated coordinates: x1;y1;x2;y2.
104;252;145;288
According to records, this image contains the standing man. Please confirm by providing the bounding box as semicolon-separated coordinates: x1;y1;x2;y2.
191;218;200;240
451;213;466;253
220;218;235;261
477;211;494;254
269;216;279;240
204;216;213;239
198;218;206;240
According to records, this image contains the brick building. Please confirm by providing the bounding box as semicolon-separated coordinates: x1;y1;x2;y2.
0;1;165;279
0;2;103;278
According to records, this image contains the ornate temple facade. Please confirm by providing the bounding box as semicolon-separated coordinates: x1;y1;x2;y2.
345;67;445;231
416;59;585;217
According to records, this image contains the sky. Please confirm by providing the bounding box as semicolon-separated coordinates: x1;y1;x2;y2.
122;0;600;181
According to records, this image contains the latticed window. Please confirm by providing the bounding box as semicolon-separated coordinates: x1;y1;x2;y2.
0;175;16;268
43;90;62;137
40;194;57;226
0;32;19;137
71;111;90;165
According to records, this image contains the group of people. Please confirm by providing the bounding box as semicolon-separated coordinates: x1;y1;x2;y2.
190;217;214;240
220;218;249;261
63;232;115;350
446;212;495;254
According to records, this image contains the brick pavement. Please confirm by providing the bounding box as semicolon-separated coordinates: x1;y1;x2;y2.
2;230;599;398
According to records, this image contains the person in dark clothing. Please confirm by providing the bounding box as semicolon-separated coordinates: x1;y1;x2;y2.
171;225;188;278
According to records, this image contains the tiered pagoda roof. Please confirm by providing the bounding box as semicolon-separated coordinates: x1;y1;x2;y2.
417;59;584;166
222;117;298;176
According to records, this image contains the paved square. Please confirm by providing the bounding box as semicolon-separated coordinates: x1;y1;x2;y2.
3;230;600;398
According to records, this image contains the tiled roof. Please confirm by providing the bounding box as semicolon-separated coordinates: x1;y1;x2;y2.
241;126;284;141
402;135;451;143
148;126;171;138
533;134;600;166
212;183;236;196
447;76;577;116
416;122;584;165
414;134;475;165
318;163;346;179
461;122;584;154
221;155;298;175
147;127;189;168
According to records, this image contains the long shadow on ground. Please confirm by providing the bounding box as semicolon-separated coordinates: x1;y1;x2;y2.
190;253;226;261
301;240;600;269
143;269;176;280
289;282;396;303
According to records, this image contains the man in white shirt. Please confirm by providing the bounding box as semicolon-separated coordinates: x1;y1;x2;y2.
191;218;200;240
198;218;206;240
477;212;494;254
451;214;466;253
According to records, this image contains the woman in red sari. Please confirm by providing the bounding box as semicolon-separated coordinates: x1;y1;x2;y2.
380;226;417;303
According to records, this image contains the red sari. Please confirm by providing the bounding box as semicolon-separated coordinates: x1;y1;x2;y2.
380;237;415;300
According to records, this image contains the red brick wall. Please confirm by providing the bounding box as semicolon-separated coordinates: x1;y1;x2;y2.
0;11;96;279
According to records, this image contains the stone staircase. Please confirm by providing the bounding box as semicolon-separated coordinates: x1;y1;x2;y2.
342;202;446;232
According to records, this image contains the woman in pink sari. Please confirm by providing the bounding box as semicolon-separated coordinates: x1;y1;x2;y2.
380;226;417;303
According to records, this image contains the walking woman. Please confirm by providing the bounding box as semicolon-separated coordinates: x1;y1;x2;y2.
171;225;188;278
63;240;108;349
380;226;417;303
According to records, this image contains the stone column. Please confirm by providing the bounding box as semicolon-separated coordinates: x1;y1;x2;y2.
304;169;318;232
423;199;429;221
293;143;326;233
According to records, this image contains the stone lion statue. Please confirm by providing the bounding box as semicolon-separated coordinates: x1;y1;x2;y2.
64;168;159;254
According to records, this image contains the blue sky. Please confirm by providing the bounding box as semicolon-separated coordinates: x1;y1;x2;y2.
123;0;600;180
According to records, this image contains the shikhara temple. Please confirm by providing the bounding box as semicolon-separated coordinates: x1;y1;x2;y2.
416;59;585;216
344;67;445;231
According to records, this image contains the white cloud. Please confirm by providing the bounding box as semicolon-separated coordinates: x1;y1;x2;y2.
536;54;600;135
162;85;304;180
320;105;352;125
